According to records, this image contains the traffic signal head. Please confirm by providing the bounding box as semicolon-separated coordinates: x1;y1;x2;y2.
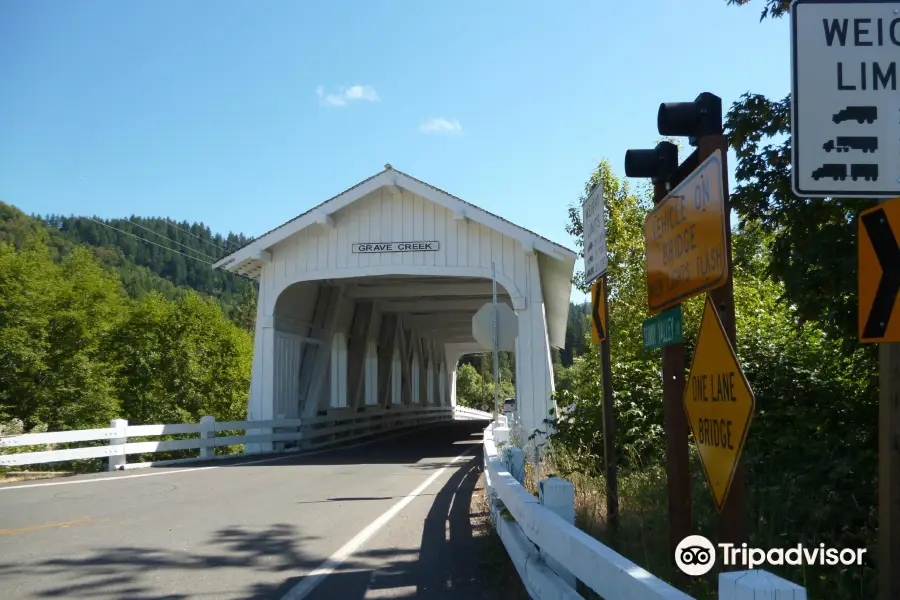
657;92;723;141
624;141;678;183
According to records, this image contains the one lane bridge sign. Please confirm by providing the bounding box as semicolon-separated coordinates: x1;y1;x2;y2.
859;196;900;342
683;296;756;514
790;0;900;198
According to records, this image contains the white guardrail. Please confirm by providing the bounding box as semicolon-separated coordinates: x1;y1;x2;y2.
481;422;809;600
0;406;489;471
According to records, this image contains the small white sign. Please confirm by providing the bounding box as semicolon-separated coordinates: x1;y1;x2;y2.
351;241;440;253
582;180;608;286
791;0;900;198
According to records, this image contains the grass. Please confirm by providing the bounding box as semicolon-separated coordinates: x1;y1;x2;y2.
533;444;877;600
0;470;77;482
469;468;532;599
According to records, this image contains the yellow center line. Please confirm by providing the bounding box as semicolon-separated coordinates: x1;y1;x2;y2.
0;516;92;536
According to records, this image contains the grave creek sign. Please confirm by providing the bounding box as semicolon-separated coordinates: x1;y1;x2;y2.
351;241;441;253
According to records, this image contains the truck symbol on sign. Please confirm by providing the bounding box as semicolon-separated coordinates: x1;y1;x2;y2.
850;164;878;181
823;137;878;153
811;164;847;180
832;106;877;124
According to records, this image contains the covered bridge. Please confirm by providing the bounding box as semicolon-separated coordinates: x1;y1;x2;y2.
212;164;577;443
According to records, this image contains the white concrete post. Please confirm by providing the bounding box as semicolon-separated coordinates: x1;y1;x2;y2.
539;477;577;588
493;425;510;445
108;419;127;472
719;570;807;599
198;415;216;459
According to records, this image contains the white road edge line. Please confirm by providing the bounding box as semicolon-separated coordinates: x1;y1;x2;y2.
280;447;476;600
0;424;450;492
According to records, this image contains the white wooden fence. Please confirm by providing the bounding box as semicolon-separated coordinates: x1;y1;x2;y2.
0;405;489;471
481;422;808;600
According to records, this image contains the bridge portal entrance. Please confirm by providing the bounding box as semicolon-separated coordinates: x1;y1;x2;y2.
213;165;577;449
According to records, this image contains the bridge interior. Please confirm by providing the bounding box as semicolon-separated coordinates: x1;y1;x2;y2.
269;273;515;421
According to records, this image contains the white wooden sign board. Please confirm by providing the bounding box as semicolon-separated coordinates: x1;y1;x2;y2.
582;180;608;286
351;241;440;253
790;0;900;198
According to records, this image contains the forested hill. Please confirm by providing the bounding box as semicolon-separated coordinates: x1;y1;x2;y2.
0;201;257;327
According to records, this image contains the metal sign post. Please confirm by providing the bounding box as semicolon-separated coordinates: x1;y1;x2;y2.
492;262;500;425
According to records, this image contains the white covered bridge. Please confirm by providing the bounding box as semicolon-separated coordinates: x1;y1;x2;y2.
212;164;577;444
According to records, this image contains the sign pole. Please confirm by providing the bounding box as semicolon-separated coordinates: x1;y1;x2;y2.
598;275;619;531
873;196;900;600
878;302;900;600
697;134;746;551
585;181;616;530
652;179;693;565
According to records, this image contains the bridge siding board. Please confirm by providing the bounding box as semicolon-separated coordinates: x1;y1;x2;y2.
267;187;528;301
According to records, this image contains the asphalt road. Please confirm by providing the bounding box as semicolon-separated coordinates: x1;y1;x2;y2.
0;421;496;600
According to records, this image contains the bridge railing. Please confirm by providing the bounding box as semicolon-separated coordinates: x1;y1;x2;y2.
452;405;494;420
481;422;808;600
0;405;477;472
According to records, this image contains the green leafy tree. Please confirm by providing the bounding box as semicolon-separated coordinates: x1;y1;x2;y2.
0;243;126;430
721;1;878;345
454;362;515;412
106;291;252;425
549;146;877;594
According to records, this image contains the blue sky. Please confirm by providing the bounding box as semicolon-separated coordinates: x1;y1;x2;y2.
0;1;789;304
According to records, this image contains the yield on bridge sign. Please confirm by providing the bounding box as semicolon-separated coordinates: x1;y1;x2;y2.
590;278;607;343
859;197;900;342
683;296;756;513
644;150;728;315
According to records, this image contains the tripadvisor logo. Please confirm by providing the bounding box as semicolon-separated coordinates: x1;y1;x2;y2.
675;535;716;576
675;535;868;576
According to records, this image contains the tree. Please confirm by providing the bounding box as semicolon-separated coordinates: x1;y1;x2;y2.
548;150;878;595
454;362;515;412
0;243;126;430
107;291;253;425
722;2;877;346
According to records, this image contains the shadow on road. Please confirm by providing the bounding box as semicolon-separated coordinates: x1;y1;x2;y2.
304;454;504;599
0;423;507;599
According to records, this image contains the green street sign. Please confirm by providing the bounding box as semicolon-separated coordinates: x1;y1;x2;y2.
642;306;684;350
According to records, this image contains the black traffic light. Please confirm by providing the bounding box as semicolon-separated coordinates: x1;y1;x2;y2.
624;141;678;184
657;92;723;142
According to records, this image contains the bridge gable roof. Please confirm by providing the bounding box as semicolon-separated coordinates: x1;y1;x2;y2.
212;165;577;274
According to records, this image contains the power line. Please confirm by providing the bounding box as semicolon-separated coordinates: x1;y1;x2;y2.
124;218;219;262
83;217;256;283
84;217;213;265
150;217;244;253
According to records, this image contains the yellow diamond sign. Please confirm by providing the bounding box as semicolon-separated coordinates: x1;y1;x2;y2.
683;295;755;513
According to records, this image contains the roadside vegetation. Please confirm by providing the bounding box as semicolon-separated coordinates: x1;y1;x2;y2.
0;3;878;596
458;3;879;598
0;205;255;475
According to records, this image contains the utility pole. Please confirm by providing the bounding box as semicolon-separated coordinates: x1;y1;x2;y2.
695;133;745;547
598;275;618;531
878;295;900;600
859;196;900;600
653;177;692;563
492;261;500;424
625;92;747;557
585;180;617;530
